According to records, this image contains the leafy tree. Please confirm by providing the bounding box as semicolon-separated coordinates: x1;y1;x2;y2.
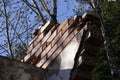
91;1;120;80
95;2;120;79
74;1;120;80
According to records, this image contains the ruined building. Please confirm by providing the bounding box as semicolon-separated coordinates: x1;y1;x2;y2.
0;13;104;80
23;13;104;80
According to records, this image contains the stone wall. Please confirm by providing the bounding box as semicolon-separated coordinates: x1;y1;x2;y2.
0;56;46;80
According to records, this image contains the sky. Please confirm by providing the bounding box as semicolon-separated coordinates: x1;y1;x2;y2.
0;0;79;56
57;0;79;23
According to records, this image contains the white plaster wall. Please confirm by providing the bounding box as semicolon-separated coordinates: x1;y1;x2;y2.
47;29;84;80
60;37;80;69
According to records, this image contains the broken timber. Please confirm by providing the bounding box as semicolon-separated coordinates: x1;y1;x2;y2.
23;13;104;80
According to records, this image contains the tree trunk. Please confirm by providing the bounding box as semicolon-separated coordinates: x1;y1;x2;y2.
52;0;57;23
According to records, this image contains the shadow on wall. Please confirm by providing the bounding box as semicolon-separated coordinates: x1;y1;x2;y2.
45;29;83;80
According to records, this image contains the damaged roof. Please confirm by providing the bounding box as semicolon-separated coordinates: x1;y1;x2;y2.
23;13;103;69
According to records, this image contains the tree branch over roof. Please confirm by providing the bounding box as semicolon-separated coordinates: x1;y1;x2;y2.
32;0;46;24
22;0;46;24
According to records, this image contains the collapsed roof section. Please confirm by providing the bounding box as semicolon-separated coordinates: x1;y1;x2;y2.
23;13;104;70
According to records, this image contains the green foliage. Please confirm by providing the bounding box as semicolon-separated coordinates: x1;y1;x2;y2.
93;48;112;80
14;43;27;61
102;2;120;67
93;2;120;80
74;1;120;80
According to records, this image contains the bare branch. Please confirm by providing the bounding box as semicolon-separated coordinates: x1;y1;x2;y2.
0;44;9;54
2;0;14;59
8;21;27;50
22;0;39;15
32;0;46;24
39;0;51;17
